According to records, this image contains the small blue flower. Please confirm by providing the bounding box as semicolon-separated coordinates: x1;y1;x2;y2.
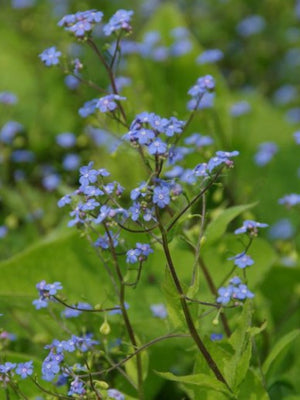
278;193;300;207
78;98;98;118
15;361;33;379
0;121;23;143
230;101;251;117
126;248;141;263
103;9;134;36
254;142;278;166
107;388;125;400
234;220;268;235
96;95;126;113
232;284;254;300
196;49;223;64
294;131;300;144
79;162;99;186
188;75;215;97
95;231;119;249
56;132;76;148
68;378;85;395
237;15;265;37
0;91;18;105
150;304;167;319
136;243;153;257
148;138;167;155
0;225;8;239
184;133;214;147
269;219;295;240
210;333;223;341
216;286;233;304
153;186;170;208
63;153;80;171
94;205;112;224
228;253;254;269
57;194;72;208
39;46;61;66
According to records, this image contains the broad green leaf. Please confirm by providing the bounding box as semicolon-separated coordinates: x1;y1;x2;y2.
262;329;300;376
155;371;232;397
204;203;256;247
237;369;270;400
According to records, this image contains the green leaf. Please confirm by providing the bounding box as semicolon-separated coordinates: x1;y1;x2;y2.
262;329;300;376
224;301;253;389
204;203;256;247
237;369;270;400
155;371;232;397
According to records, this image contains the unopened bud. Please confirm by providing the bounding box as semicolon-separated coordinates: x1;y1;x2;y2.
94;380;109;390
100;321;111;335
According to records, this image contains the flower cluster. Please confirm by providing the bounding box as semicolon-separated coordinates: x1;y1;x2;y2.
126;243;153;263
187;75;215;110
0;361;33;383
217;277;254;305
58;10;103;38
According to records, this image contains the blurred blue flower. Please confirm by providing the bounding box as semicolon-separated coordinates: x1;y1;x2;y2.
236;15;266;37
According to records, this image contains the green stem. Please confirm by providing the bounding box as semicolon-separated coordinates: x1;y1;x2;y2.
157;216;230;389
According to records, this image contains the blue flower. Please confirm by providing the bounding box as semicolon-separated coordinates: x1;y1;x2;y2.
184;133;213;147
96;95;126;113
273;85;297;106
254;142;278;166
196;49;223;64
237;15;265;37
188;75;215;97
128;202;140;221
32;298;48;310
294;131;300;144
148;138;167;155
64;74;80;90
39;46;61;66
126;248;141;263
153;186;170;208
107;388;125;400
216;286;233;304
0;225;8;239
234;220;268;235
58;10;103;38
42;174;60;191
210;333;223;341
95;231;119;249
269;219;295;240
164;116;184;137
150;304;167;318
57;194;72;208
228;253;254;269
135;128;155;145
230;101;251;117
103;9;134;36
79;162;99;186
78;98;98;118
278;193;300;207
0;91;18;105
63;153;80;171
136;242;153;257
193;162;208;177
130;182;148;200
68;378;86;395
56;132;76;148
94;205;112;224
81;198;100;212
232;284;254;300
0;121;23;144
15;361;33;379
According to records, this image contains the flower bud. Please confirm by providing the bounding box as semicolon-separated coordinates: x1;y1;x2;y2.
100;320;111;335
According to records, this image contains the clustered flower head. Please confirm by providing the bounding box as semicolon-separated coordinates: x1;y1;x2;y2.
187;75;215;111
217;277;254;305
0;361;33;383
58;10;104;38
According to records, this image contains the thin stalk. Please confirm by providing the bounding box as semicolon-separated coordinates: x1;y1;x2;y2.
157;215;230;389
167;167;224;232
103;225;145;400
198;257;232;337
87;39;127;124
